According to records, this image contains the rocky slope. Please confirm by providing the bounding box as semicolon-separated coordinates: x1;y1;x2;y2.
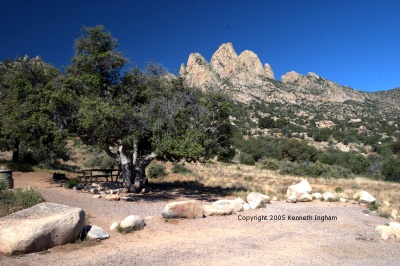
179;43;400;120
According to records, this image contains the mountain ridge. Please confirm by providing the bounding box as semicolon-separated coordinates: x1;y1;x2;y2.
178;43;400;120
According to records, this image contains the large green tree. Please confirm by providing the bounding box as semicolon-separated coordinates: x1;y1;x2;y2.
55;25;233;192
0;56;69;165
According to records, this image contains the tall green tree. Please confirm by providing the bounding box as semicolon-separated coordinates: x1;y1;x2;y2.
55;25;233;192
0;56;69;165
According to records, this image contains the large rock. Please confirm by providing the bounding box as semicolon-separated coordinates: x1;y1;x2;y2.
286;180;313;202
353;191;376;204
246;192;270;209
120;215;146;232
0;203;84;255
203;205;234;216
161;200;204;219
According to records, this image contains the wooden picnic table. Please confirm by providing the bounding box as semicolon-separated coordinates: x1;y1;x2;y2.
77;168;119;183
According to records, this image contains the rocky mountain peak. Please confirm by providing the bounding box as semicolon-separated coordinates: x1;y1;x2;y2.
281;71;302;84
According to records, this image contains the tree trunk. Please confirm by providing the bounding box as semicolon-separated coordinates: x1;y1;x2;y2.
132;152;157;192
114;144;157;193
12;140;20;163
116;144;134;190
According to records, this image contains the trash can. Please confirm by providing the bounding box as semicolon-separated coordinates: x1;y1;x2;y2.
0;170;13;189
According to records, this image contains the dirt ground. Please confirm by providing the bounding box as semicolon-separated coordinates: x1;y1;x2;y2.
0;172;399;266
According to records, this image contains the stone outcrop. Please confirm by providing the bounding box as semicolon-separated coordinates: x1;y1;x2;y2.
0;203;84;255
178;42;400;120
161;200;204;219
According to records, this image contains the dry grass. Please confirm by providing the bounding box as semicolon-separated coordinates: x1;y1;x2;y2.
155;161;400;221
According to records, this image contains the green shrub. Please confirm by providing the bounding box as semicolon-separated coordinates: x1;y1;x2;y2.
64;178;81;189
279;161;351;179
318;149;370;175
239;153;255;165
0;187;45;217
381;156;400;182
257;158;280;170
147;161;166;179
0;179;6;191
171;163;192;174
335;187;344;193
281;139;318;163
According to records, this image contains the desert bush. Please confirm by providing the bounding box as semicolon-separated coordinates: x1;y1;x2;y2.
234;136;282;161
257;158;280;170
390;141;400;155
318;149;370;175
0;187;45;216
171;163;192;174
147;161;166;179
381;156;400;182
239;153;255;165
279;161;350;179
281;139;318;163
64;178;81;189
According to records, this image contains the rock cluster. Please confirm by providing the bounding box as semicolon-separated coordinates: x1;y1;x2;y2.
162;192;271;219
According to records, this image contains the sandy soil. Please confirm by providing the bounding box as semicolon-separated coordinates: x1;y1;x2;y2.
0;172;399;266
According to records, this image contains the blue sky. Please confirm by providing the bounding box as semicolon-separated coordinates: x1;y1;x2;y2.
1;0;399;92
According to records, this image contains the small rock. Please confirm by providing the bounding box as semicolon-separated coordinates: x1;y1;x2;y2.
286;195;297;203
73;183;85;190
120;215;146;232
105;194;120;201
109;189;119;194
339;198;347;203
246;192;270;209
353;191;376;204
312;192;322;200
243;203;251;211
141;187;150;194
92;195;102;199
87;225;109;240
383;200;391;207
322;192;336;202
298;192;313;202
110;222;120;231
272;197;278;201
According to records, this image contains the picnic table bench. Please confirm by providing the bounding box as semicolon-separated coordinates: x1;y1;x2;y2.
77;168;119;183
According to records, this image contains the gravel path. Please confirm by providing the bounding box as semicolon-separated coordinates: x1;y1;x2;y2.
1;172;399;265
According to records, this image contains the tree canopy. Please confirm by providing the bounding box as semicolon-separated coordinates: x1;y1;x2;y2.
50;25;234;191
